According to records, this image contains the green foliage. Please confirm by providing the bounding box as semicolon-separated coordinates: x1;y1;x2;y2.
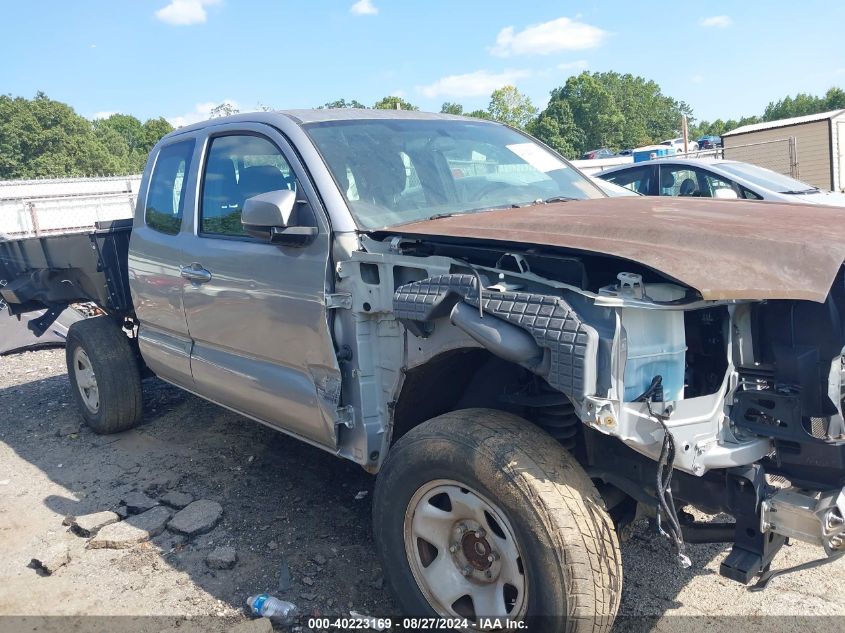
321;98;367;109
209;102;239;118
143;117;175;149
763;87;845;121
373;96;419;111
440;102;464;115
466;109;492;120
0;93;174;179
535;72;691;156
92;114;174;173
528;99;582;159
487;86;537;129
691;115;761;139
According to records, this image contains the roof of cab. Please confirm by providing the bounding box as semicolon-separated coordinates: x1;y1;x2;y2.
162;108;476;140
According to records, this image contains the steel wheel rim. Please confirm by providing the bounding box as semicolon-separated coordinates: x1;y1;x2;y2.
404;479;528;624
73;348;99;413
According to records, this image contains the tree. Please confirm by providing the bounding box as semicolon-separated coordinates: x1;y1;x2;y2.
321;98;366;109
373;96;419;111
528;99;581;159
142;117;174;150
487;86;537;129
440;102;463;115
466;109;492;120
533;72;692;156
0;92;133;179
763;86;845;121
209;102;239;118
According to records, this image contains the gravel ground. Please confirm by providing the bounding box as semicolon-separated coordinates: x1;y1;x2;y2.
2;348;844;632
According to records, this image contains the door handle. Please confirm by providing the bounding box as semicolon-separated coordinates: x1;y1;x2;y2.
180;263;212;284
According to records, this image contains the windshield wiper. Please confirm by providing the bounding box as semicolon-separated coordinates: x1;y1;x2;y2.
781;188;819;195
427;212;455;220
543;196;579;203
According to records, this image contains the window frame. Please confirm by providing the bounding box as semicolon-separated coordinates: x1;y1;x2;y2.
197;130;304;243
144;139;196;236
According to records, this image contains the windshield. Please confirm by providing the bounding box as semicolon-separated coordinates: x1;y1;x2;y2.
718;162;818;193
305;119;605;229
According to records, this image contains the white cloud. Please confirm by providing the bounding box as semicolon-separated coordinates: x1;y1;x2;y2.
350;0;378;16
167;100;241;128
155;0;221;26
417;69;531;99
91;111;116;120
490;17;607;57
699;15;732;28
691;74;705;84
557;60;589;71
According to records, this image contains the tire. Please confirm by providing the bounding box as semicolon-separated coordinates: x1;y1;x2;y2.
373;408;622;633
65;316;143;434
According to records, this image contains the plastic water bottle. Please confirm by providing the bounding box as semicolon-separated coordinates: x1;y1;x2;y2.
246;594;298;625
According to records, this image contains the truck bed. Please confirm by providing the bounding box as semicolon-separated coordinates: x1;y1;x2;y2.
0;219;133;335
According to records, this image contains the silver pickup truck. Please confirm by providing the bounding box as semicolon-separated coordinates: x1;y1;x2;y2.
3;109;845;631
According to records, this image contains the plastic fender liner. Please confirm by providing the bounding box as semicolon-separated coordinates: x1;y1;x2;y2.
393;274;598;398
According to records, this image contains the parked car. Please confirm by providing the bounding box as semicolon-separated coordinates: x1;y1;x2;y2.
597;157;845;205
615;149;633;156
696;135;722;149
581;147;615;160
660;137;699;154
3;110;845;631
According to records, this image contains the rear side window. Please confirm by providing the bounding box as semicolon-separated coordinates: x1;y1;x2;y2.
145;140;195;235
200;135;297;238
604;166;653;195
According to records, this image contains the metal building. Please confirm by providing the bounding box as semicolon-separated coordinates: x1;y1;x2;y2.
722;109;845;192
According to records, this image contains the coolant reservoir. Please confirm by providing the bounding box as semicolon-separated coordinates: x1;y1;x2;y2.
610;274;687;402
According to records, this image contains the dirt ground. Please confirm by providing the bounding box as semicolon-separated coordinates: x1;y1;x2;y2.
2;347;845;632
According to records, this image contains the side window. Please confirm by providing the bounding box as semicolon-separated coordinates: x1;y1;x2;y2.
145;140;195;235
741;187;763;200
699;170;737;197
659;167;700;196
201;135;298;238
604;166;653;195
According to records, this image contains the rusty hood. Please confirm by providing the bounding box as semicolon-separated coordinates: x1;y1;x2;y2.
383;197;845;302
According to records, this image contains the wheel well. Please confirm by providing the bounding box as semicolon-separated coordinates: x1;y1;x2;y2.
391;348;524;442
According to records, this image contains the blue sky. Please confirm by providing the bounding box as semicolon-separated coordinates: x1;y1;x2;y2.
2;1;844;126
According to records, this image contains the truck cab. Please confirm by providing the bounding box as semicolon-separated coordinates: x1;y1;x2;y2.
4;109;845;632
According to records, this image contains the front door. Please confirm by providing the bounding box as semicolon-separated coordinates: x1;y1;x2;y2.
180;124;340;448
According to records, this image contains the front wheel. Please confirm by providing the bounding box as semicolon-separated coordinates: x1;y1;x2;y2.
373;408;622;632
65;316;143;434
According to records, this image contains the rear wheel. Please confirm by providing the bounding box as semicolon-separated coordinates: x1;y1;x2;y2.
66;316;143;434
373;408;622;632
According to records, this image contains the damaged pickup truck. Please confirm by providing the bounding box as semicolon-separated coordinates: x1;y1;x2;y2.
3;109;845;631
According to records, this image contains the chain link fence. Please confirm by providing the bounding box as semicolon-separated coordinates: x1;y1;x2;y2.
722;137;799;178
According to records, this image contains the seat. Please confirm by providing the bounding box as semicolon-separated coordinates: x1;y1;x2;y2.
239;165;289;203
203;156;239;213
347;151;406;208
660;169;676;192
678;178;700;197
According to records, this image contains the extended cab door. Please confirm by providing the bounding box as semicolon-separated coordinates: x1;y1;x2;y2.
179;124;340;448
128;137;199;389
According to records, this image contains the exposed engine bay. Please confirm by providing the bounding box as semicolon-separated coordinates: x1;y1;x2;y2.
346;231;845;587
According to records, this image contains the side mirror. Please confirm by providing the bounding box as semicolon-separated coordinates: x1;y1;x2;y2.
241;189;317;246
713;187;738;200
